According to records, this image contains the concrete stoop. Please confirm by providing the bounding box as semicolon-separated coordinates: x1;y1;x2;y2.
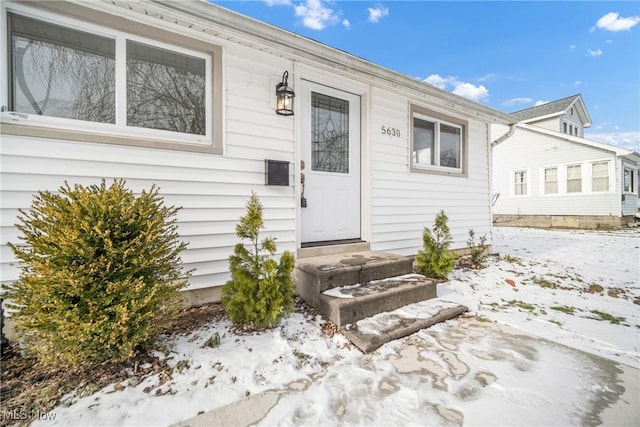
318;274;437;328
295;250;468;351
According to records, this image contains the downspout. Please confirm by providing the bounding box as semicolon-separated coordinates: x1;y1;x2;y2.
491;122;517;148
488;122;517;229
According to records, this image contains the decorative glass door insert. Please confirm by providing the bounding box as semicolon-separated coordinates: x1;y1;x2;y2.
311;92;349;174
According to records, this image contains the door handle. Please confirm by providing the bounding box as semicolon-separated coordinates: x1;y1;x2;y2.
300;172;307;208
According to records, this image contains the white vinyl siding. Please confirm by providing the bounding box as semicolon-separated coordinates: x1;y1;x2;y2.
0;9;296;292
371;88;491;254
544;167;558;194
491;123;624;217
591;161;609;192
566;164;582;193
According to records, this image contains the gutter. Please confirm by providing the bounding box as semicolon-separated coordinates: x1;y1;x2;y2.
491;123;518;147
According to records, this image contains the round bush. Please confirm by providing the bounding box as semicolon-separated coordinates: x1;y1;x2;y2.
7;180;190;368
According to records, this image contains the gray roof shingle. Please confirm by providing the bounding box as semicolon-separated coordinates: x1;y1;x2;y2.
511;94;581;121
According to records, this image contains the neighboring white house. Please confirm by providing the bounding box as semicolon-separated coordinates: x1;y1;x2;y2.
492;95;640;229
0;0;514;304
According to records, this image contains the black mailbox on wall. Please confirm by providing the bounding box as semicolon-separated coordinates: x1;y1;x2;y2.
265;159;290;186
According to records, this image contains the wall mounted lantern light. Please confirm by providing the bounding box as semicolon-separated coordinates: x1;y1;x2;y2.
275;71;295;116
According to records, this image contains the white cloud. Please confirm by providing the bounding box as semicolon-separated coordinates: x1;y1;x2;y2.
503;97;533;107
569;44;577;51
574;80;581;86
294;0;339;30
585;131;640;152
453;83;489;102
264;0;292;6
424;74;453;90
587;49;603;57
605;39;613;43
367;5;389;23
342;19;350;29
593;12;640;32
423;74;489;102
477;73;498;82
534;100;549;106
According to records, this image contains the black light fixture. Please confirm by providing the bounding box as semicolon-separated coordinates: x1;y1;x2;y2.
275;71;295;116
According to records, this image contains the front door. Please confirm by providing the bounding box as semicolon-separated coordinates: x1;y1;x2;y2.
300;81;361;244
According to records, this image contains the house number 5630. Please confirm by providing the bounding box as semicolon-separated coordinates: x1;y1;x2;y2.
381;126;400;137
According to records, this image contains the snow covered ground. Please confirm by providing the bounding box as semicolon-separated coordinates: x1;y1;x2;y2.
33;227;639;426
442;226;639;368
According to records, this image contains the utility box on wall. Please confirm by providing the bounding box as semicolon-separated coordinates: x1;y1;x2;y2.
265;159;290;186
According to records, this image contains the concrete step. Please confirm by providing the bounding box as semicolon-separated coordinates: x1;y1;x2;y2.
294;251;414;309
318;274;436;328
342;299;469;353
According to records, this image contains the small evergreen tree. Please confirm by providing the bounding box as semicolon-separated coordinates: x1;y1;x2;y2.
466;229;489;268
415;210;457;279
7;180;190;368
222;192;295;330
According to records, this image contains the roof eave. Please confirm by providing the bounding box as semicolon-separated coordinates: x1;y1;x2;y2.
148;0;514;124
517;123;633;156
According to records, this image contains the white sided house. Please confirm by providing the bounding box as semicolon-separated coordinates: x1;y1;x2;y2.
0;0;514;304
492;95;640;229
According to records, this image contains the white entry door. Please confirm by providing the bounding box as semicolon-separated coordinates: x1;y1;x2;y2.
300;81;361;244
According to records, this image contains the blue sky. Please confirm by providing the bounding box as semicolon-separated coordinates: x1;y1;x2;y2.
212;1;640;152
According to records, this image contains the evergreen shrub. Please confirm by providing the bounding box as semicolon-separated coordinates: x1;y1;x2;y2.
7;180;190;368
222;192;295;330
466;229;489;268
415;210;457;279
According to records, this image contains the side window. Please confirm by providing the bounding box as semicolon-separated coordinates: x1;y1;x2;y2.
411;105;466;174
513;170;528;196
566;164;582;193
544;167;558;194
623;168;635;193
591;161;609;192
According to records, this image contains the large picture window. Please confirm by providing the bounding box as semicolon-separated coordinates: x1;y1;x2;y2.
9;14;116;123
4;8;220;152
411;105;466;174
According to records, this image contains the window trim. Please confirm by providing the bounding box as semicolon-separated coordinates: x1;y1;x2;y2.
590;160;610;193
511;169;529;197
409;104;468;176
1;1;223;154
623;167;636;194
566;164;583;194
542;166;559;195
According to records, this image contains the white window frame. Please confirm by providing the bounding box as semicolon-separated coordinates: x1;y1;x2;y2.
590;161;610;193
543;166;559;195
410;104;467;175
512;169;529;197
623;167;636;194
566;164;582;193
1;2;221;152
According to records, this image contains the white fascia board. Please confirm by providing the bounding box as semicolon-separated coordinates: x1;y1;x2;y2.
517;122;633;156
93;0;515;125
519;111;564;124
568;96;592;127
